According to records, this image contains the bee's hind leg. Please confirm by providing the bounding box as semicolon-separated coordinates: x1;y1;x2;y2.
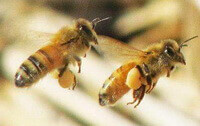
127;85;146;108
58;64;77;90
58;64;68;77
74;56;82;73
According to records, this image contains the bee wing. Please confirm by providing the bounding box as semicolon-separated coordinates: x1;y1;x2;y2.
21;30;54;48
94;35;146;64
14;30;54;55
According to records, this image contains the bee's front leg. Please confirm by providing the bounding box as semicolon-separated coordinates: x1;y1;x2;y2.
74;56;82;73
127;85;146;108
167;66;174;77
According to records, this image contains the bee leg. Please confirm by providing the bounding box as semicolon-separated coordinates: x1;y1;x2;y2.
127;85;146;108
167;69;171;77
127;99;137;105
127;94;137;105
58;64;68;77
135;64;153;93
133;85;146;108
145;75;153;93
58;65;77;89
140;63;153;93
167;66;174;77
74;56;82;73
84;54;87;58
72;77;77;90
146;82;157;93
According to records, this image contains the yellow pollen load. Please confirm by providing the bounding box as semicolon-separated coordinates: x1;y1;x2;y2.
58;69;75;88
125;67;141;90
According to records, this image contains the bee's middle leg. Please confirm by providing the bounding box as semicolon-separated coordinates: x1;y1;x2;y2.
140;63;153;93
146;82;157;93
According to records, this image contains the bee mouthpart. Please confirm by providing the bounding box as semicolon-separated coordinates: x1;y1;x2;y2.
93;38;98;45
181;59;186;65
94;41;98;45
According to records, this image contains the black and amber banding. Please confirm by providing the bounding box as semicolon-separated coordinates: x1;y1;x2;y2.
15;45;64;87
15;54;47;87
99;62;136;106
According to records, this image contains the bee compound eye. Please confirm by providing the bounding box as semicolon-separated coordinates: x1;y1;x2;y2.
81;25;92;35
165;47;175;57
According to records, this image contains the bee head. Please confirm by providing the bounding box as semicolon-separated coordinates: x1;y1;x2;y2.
162;36;198;65
76;18;98;45
75;17;111;45
161;39;185;65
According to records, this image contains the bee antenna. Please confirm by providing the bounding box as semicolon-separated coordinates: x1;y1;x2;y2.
92;17;112;29
180;35;198;48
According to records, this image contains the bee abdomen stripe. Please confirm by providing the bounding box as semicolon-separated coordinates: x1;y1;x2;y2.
38;49;53;64
20;64;32;77
20;64;38;80
15;73;26;87
28;56;46;73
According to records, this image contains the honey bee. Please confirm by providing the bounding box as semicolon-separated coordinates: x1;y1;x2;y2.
97;35;198;108
15;18;109;89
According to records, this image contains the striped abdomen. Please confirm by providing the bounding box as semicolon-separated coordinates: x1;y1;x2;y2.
15;44;64;87
99;62;136;106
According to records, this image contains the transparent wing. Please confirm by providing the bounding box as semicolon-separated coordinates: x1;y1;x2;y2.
22;30;53;47
15;30;54;55
94;35;146;64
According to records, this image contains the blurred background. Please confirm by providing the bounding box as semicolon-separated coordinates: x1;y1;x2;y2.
0;0;200;126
